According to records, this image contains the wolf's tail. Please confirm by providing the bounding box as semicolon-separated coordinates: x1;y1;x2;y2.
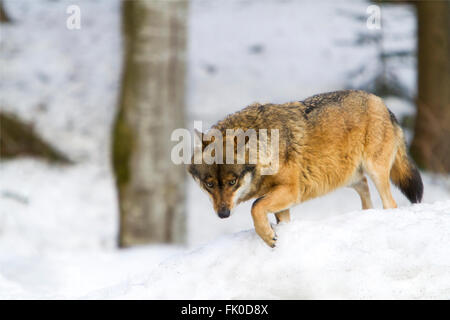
390;127;423;203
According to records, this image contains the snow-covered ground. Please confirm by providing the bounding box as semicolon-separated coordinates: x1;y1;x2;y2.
1;0;449;299
90;201;450;300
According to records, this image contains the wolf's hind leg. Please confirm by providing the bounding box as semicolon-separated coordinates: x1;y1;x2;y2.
275;209;290;224
365;165;397;209
364;96;398;209
351;177;373;210
368;171;397;209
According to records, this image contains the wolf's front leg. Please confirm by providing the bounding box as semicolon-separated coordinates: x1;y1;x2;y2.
251;185;297;247
252;208;277;247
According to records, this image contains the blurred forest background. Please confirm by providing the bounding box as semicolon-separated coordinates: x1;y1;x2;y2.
0;0;449;291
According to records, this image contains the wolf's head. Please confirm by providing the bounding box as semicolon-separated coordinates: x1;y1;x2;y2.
187;130;256;219
188;162;255;218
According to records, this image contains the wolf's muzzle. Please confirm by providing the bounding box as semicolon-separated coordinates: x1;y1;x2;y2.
218;207;231;219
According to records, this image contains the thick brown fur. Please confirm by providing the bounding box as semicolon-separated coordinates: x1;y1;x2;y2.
188;90;423;247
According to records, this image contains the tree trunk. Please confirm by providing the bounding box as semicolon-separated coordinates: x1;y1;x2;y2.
410;1;450;173
113;0;188;247
0;0;11;23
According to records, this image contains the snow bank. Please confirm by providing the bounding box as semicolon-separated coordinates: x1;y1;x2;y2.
0;245;182;299
94;201;450;300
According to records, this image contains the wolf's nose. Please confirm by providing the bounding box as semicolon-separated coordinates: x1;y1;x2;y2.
218;208;230;219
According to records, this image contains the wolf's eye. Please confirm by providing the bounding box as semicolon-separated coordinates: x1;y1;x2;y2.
229;179;237;186
206;182;214;188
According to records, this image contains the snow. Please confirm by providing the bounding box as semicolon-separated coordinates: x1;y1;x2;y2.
0;160;117;255
0;0;122;164
0;245;182;299
187;0;417;127
94;201;450;300
1;0;449;299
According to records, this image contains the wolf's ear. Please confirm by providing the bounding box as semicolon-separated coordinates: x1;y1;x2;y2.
187;163;195;176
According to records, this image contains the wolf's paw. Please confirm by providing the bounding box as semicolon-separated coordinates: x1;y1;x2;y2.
255;224;278;248
262;231;277;248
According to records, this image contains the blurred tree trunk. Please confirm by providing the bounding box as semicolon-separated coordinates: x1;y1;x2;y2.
410;1;450;173
113;0;188;247
0;0;11;23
